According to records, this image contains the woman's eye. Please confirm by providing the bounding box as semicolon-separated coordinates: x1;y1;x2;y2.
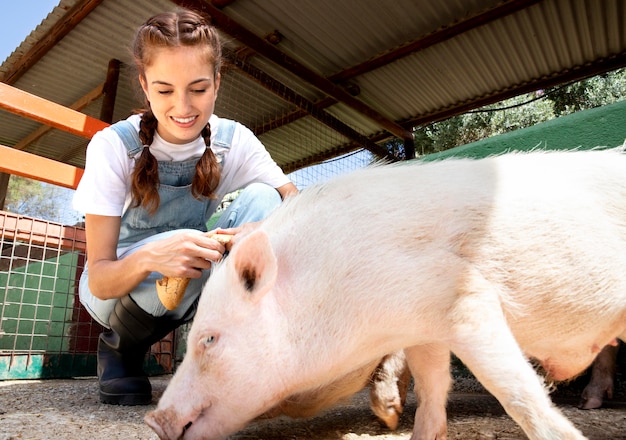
157;90;173;95
192;89;206;94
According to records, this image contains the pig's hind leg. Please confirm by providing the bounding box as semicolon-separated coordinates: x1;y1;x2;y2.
404;343;451;440
579;343;619;409
448;290;586;440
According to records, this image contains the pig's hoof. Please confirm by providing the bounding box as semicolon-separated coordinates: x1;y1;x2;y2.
371;404;401;430
377;412;400;430
578;396;603;410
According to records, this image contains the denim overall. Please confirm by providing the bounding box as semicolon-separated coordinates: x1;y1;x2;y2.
79;119;282;327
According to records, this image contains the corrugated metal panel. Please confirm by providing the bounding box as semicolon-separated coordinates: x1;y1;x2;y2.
225;0;503;76
1;0;625;172
352;0;626;121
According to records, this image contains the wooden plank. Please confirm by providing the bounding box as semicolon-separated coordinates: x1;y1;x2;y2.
0;144;84;189
0;83;108;139
13;83;105;151
0;210;86;251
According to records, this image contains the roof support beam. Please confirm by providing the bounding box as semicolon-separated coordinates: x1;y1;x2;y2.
173;0;413;142
224;48;395;161
99;59;121;123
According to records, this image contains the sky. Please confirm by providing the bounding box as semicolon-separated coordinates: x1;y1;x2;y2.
0;0;59;62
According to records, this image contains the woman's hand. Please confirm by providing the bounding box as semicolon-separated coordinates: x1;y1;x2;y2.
140;230;227;279
210;221;262;247
84;214;227;300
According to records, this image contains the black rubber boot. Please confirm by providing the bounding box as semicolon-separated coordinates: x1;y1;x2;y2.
97;295;182;405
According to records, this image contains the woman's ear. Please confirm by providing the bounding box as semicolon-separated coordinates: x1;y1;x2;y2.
214;72;221;95
139;75;149;100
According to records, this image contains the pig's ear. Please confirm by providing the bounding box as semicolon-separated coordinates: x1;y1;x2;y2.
230;229;277;302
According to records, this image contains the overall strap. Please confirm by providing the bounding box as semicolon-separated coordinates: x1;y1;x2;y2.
110;120;144;158
111;118;236;156
212;118;237;148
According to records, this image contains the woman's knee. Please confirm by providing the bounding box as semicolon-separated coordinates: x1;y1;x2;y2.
240;182;281;205
217;183;282;228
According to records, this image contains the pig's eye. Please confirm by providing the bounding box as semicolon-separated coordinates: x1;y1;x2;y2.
203;335;217;347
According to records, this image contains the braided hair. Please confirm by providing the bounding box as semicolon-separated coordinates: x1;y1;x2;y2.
130;10;222;214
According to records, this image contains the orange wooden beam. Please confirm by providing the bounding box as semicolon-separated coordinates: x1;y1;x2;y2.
14;82;105;151
0;144;84;189
0;210;86;251
0;82;108;139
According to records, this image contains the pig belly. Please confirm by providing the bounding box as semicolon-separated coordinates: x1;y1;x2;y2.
260;351;409;430
259;359;378;419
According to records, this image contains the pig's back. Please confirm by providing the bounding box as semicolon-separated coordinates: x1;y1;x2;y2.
273;149;626;255
263;149;626;349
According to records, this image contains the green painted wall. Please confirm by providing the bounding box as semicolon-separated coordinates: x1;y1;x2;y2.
0;250;168;379
423;99;626;161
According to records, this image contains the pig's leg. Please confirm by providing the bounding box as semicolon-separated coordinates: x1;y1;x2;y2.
405;343;451;440
579;343;619;409
369;350;411;430
449;291;586;440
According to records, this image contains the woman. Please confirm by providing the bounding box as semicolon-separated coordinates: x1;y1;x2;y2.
73;9;298;405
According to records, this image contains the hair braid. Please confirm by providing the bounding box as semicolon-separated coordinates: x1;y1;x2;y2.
130;111;160;214
192;122;221;200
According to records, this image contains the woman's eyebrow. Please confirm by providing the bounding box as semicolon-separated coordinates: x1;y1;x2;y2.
151;78;212;86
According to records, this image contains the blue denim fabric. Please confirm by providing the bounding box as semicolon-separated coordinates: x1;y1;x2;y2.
79;182;282;327
78;118;283;327
117;158;210;248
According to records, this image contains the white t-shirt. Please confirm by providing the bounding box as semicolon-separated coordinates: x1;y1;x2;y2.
73;114;290;217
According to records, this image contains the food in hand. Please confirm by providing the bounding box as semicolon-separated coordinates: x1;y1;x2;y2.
156;233;233;310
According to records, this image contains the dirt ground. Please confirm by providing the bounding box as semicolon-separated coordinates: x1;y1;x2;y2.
1;374;625;440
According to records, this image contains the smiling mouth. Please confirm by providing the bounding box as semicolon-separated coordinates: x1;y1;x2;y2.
172;116;197;124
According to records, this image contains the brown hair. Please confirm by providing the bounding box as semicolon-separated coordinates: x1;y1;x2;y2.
130;10;223;214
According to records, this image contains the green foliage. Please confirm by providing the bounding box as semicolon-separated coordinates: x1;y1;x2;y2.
5;175;70;221
546;71;626;116
408;68;626;156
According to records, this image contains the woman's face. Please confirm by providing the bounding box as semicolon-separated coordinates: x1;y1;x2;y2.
140;46;220;144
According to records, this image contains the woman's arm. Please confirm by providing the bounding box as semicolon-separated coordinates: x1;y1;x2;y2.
84;214;227;300
276;182;298;199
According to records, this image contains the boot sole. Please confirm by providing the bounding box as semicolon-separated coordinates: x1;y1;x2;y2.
99;390;152;406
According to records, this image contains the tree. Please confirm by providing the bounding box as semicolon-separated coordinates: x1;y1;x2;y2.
404;68;626;157
4;175;75;222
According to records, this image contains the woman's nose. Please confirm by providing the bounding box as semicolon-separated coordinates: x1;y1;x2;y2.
174;92;192;112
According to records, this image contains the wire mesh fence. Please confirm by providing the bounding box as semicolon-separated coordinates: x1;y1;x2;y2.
0;211;175;379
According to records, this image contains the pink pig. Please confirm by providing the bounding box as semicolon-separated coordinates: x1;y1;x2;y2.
146;149;626;440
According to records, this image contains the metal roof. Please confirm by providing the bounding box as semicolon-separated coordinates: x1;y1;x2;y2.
1;0;625;172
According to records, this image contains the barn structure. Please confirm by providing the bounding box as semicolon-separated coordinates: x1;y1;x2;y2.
1;0;625;378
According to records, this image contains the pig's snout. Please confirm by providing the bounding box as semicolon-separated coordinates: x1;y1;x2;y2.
145;408;194;440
